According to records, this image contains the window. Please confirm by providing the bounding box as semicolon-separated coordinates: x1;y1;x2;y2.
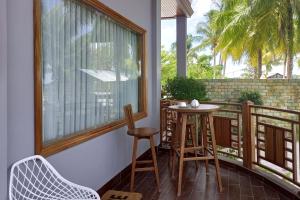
34;0;147;156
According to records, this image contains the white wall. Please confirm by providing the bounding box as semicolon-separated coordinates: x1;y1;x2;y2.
0;0;8;199
7;0;160;191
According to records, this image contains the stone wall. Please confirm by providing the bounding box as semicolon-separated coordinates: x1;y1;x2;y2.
202;79;300;111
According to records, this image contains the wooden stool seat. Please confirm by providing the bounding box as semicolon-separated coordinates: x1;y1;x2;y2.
124;104;160;192
127;128;159;138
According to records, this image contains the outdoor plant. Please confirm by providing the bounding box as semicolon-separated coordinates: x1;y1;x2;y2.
165;77;208;100
238;90;263;105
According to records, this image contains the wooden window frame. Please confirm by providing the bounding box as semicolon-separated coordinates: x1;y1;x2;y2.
34;0;148;157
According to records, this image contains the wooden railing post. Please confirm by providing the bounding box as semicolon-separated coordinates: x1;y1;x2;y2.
242;101;254;169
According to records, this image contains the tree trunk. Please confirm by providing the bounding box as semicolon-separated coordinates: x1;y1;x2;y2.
257;49;262;79
219;53;222;65
223;59;227;78
213;49;216;79
213;50;216;66
283;53;287;78
286;0;294;79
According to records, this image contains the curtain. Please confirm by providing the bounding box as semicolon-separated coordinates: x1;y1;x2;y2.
41;0;141;144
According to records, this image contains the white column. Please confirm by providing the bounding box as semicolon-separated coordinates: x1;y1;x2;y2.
0;0;7;199
151;0;161;143
176;16;187;77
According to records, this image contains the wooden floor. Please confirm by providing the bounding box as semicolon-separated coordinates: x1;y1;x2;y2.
113;150;293;200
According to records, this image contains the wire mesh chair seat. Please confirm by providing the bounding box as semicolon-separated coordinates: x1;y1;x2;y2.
9;155;100;200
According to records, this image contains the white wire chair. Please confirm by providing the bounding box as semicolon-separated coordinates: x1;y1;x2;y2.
9;155;101;200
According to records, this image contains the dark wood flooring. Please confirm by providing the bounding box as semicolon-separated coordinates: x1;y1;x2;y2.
113;150;295;200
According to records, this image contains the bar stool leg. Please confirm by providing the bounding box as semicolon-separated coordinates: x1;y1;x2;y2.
201;115;209;172
171;149;176;179
130;137;138;192
208;113;223;192
168;149;172;169
150;136;160;192
177;113;187;197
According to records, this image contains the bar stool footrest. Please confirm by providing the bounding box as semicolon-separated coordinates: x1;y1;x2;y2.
135;167;155;172
136;160;153;164
183;156;215;162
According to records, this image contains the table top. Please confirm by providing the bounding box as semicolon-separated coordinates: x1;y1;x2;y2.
168;104;220;113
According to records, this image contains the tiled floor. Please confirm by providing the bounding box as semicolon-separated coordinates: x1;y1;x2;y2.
113;150;295;200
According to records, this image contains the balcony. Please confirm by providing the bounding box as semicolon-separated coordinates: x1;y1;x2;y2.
159;99;300;199
2;0;300;199
109;150;293;199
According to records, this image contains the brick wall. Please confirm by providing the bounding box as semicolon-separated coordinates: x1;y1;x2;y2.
202;79;300;111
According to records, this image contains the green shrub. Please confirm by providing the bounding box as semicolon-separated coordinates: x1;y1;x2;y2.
238;90;263;105
165;77;208;100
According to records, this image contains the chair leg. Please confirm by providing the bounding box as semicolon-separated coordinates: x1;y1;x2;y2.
150;136;160;192
208;113;223;192
130;137;138;192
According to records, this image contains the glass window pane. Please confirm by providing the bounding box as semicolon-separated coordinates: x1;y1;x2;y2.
40;0;142;144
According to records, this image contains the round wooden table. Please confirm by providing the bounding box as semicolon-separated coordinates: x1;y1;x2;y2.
168;104;223;196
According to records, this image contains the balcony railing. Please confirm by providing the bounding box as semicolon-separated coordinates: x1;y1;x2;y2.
160;99;300;189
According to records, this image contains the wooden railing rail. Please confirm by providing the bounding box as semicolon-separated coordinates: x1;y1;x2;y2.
249;104;300;187
251;105;300;115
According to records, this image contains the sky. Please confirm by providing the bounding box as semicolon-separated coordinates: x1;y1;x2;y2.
161;0;300;78
161;0;212;51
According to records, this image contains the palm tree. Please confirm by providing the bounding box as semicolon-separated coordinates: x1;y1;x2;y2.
190;10;222;67
215;0;300;79
187;9;225;78
213;0;279;78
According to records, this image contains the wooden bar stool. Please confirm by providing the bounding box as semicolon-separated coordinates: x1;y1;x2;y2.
123;104;160;192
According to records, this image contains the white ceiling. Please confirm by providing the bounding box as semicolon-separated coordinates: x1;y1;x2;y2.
161;0;194;19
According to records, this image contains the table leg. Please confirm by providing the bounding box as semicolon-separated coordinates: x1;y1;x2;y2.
177;113;187;196
201;114;209;172
190;125;198;170
171;114;181;179
208;113;223;192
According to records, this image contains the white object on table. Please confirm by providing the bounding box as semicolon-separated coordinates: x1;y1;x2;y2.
190;99;200;107
177;101;187;107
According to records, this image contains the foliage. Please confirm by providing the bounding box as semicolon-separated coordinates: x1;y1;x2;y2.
161;46;176;87
161;45;223;90
213;0;300;79
191;10;223;67
238;90;263;105
161;0;300;80
241;65;256;79
165;77;208;101
188;55;223;79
